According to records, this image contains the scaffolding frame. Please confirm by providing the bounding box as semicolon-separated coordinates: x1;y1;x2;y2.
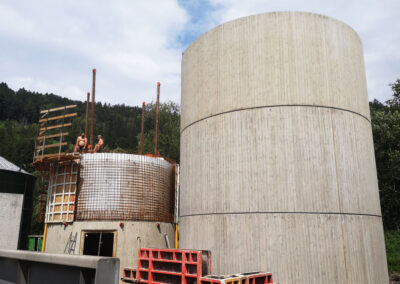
45;161;79;223
34;104;78;169
33;104;79;224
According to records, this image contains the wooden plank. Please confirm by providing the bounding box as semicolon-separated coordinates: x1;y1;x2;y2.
40;105;77;114
33;153;79;164
39;122;72;132
37;132;69;141
36;142;67;150
34;152;66;160
39;113;77;123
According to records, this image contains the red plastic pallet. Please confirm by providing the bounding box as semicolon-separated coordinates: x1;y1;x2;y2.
122;267;137;283
121;249;275;284
200;272;273;284
134;248;212;284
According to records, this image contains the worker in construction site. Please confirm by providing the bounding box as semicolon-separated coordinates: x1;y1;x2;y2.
74;133;87;153
93;135;104;153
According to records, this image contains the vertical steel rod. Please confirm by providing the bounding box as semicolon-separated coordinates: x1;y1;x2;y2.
154;82;160;156
85;92;90;137
97;232;102;256
139;101;146;155
58;106;66;158
90;69;96;147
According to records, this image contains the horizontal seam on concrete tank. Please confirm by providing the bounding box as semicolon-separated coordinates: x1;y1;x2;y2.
179;212;382;218
181;104;371;133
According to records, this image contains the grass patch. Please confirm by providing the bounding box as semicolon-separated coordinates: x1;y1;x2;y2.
385;230;400;273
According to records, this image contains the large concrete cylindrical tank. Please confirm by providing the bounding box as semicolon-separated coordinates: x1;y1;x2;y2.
179;12;388;283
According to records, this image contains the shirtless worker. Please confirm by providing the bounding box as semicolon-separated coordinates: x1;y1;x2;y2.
74;133;87;153
94;135;104;153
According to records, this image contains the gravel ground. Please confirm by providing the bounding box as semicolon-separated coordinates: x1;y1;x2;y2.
390;272;400;284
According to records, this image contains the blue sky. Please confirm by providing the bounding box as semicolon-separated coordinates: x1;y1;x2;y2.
0;0;399;107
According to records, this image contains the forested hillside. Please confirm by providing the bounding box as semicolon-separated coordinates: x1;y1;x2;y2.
370;79;400;232
0;82;180;172
369;79;400;273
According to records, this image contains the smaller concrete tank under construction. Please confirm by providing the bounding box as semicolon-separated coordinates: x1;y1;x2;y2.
179;12;389;283
43;153;178;277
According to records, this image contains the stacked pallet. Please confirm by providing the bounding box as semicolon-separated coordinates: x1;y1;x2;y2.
122;248;274;284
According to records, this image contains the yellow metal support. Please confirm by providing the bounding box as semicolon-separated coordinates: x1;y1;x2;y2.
175;224;178;248
41;223;48;252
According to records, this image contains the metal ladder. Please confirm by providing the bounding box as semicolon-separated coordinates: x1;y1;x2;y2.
64;232;78;254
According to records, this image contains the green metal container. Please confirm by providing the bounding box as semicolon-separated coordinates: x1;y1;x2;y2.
38;238;43;251
28;237;36;251
27;235;43;251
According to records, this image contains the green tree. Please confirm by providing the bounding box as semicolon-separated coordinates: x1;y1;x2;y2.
138;101;180;162
371;109;400;230
385;231;400;272
0;120;37;172
386;79;400;106
370;79;400;230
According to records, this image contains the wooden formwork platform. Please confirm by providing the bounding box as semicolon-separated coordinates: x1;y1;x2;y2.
34;104;77;170
33;152;80;171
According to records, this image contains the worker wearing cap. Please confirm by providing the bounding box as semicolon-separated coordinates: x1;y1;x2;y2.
94;135;104;153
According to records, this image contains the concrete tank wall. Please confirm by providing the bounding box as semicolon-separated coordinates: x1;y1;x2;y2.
45;221;175;278
179;12;388;283
0;193;23;249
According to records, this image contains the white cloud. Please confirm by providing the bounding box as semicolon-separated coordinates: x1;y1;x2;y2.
207;0;400;102
0;0;188;106
0;0;398;106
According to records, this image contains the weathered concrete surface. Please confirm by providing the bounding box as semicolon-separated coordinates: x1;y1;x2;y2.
0;193;23;249
180;12;388;284
180;107;380;216
45;221;174;278
0;249;120;284
0;248;118;269
181;12;369;131
181;214;388;283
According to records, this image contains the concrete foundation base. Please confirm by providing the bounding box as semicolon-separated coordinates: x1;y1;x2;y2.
45;221;175;279
180;213;388;283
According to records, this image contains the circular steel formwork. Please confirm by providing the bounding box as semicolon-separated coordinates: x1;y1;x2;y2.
75;153;175;223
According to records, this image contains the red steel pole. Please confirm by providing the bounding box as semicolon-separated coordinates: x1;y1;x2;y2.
154;82;160;156
85;92;90;137
90;69;96;148
139;101;146;155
